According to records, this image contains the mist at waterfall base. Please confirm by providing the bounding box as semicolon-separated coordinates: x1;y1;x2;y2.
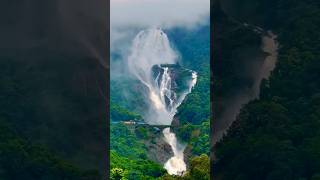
127;29;197;175
163;128;187;176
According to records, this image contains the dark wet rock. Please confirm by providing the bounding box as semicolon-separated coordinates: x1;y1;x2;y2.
145;133;173;164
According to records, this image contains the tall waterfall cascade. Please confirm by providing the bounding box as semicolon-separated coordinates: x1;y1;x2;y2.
127;28;197;175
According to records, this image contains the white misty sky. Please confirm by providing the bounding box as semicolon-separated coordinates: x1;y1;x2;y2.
110;0;210;29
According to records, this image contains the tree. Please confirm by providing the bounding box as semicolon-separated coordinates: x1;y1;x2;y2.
111;168;128;180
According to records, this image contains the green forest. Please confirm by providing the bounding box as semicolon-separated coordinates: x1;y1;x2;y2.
214;0;320;179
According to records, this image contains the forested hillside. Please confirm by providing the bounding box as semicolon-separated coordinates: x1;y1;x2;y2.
214;0;320;179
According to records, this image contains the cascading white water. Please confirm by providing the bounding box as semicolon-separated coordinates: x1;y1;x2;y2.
159;67;174;112
163;128;186;176
127;28;197;176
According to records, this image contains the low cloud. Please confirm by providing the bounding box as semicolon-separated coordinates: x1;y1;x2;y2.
111;0;210;29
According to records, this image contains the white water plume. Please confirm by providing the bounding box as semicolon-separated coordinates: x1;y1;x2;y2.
163;128;186;176
127;28;197;175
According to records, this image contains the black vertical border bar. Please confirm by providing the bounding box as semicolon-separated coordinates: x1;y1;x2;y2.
106;0;110;179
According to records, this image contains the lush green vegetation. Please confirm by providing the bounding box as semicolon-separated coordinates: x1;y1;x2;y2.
110;123;148;160
110;78;147;114
111;103;142;122
110;123;167;179
111;150;166;180
176;64;210;125
214;0;320;179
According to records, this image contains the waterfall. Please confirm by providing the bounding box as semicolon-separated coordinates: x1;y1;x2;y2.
128;28;197;125
163;128;186;176
128;28;177;125
127;28;197;175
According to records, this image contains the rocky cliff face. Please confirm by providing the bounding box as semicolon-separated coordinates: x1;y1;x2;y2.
145;132;174;164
